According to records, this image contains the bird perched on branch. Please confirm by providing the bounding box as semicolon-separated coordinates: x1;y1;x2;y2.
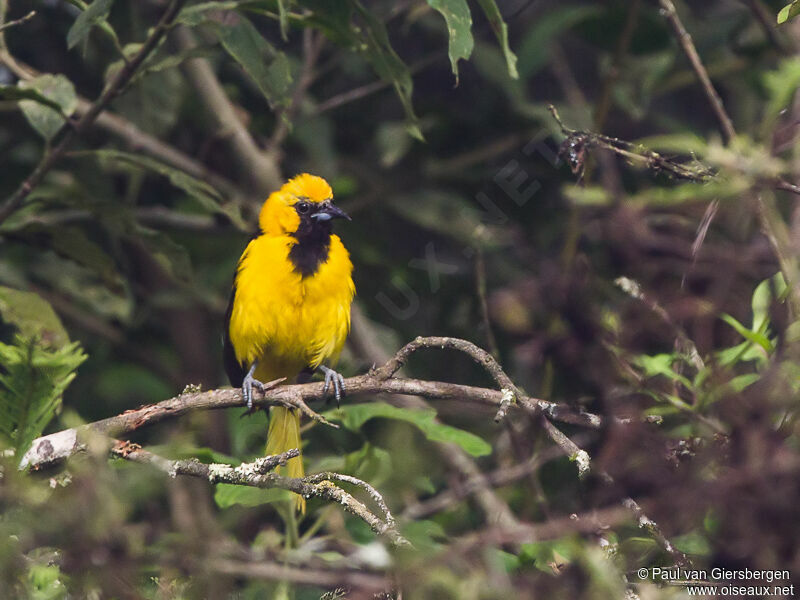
223;173;354;511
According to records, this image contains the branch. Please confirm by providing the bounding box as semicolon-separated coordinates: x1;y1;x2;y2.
548;104;713;182
401;443;572;520
174;26;281;195
208;558;388;592
0;0;189;225
305;471;396;530
0;9;35;33
658;0;736;144
534;409;692;567
22;373;599;470
349;311;522;530
111;442;408;547
373;336;524;404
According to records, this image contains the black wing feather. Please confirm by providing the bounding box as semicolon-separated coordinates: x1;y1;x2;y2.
223;280;246;387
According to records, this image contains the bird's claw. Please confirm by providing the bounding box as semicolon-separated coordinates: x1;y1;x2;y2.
319;365;345;407
242;367;266;412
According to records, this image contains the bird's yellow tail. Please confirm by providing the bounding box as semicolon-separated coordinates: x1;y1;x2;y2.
266;406;305;513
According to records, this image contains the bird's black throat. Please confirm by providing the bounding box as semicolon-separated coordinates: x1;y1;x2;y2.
289;217;332;277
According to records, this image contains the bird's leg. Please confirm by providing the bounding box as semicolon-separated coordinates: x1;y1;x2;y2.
318;365;346;407
242;361;266;410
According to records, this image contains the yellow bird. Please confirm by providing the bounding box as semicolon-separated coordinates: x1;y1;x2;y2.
223;173;355;511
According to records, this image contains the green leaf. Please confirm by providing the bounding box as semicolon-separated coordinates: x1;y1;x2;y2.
324;402;492;457
0;85;67;113
0;336;86;461
761;58;800;137
519;538;579;572
214;484;292;508
716;339;767;368
88;149;244;228
277;0;290;40
634;133;709;158
67;0;115;49
351;1;422;138
18;75;78;141
108;45;216;88
135;227;193;284
0;286;69;349
720;314;773;353
176;1;244;26
400;519;448;552
26;563;68;600
426;0;474;82
777;1;800;24
672;531;711;556
632;354;692;389
303;0;421;136
475;0;518;79
176;5;292;107
751;272;786;331
727;373;760;393
211;14;292;109
516;5;600;79
4;224;123;292
376;121;413;167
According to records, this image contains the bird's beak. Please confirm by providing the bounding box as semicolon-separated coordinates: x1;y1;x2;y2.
312;203;351;222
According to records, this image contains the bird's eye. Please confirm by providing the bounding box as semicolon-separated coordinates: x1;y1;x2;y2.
296;201;310;214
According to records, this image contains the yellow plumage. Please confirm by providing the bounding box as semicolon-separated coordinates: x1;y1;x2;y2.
224;174;355;512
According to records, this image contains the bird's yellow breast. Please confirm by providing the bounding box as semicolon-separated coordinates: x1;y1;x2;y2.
228;233;354;382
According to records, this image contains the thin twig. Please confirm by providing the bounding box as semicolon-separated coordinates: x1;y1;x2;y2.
267;28;322;151
305;471;396;528
741;0;789;54
658;0;736;144
536;412;691;566
0;9;35;33
623;497;691;567
548;105;713;182
474;248;501;360
373;335;524;401
402;443;573;520
540;416;591;479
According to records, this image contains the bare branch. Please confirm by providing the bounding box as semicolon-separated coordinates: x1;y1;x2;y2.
349;309;523;530
536;413;692;567
0;10;35;33
402;444;571;520
540;416;591;479
306;472;396;529
623;497;690;568
374;335;524;401
548;104;713;182
22;337;602;470
208;558;389;592
112;442;408;547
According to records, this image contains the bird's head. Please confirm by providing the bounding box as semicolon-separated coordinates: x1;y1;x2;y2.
259;173;350;237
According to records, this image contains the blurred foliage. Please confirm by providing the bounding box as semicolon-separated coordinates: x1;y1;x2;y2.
0;0;800;598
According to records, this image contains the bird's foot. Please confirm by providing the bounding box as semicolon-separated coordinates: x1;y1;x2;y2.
242;365;266;412
319;365;346;407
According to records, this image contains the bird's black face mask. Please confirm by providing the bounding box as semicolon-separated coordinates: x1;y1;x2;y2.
289;199;350;277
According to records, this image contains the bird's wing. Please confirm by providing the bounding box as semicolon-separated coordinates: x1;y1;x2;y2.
222;281;245;387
